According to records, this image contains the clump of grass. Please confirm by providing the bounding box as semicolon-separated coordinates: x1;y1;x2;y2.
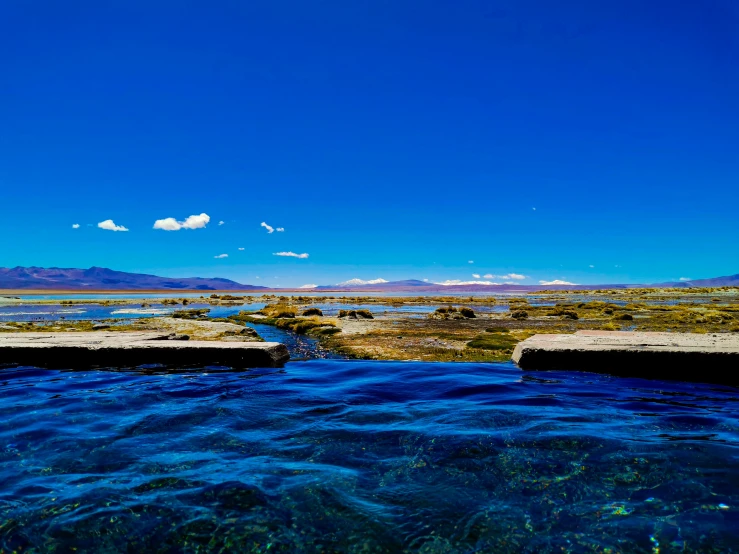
311;326;342;336
430;306;473;320
613;313;633;321
510;310;528;320
485;326;509;333
338;309;373;319
171;308;211;320
161;298;179;305
262;304;297;318
275;316;336;335
547;306;579;320
302;307;323;316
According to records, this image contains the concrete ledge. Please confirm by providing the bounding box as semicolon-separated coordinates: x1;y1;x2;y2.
0;332;290;369
512;331;739;383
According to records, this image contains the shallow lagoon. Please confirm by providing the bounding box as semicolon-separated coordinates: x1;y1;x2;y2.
1;358;738;552
0;303;266;323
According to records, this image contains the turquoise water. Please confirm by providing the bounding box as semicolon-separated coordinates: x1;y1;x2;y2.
1;359;738;552
0;303;266;323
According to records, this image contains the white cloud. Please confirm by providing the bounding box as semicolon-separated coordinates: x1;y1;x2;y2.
218;221;225;226
501;273;526;280
472;273;481;278
72;224;80;229
299;284;318;289
273;251;309;259
679;277;691;281
436;280;500;286
98;219;129;232
532;207;536;211
214;254;228;259
480;273;527;280
238;247;245;251
276;227;285;232
423;278;429;282
153;213;210;231
261;222;274;233
337;278;389;286
468;260;474;264
589;265;595;268
539;279;577;285
182;214;210;229
153;217;181;231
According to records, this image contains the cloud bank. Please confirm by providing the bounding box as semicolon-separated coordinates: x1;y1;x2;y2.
273;251;309;259
436;280;500;286
72;224;80;229
337;278;389;286
539;279;577;285
299;284;318;289
214;254;228;259
482;273;527;280
154;213;210;231
98;220;128;232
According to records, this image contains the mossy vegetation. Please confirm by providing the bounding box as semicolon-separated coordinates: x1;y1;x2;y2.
466;333;519;351
302;307;323;316
613;313;634;321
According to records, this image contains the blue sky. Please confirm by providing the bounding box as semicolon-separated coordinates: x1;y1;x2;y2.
2;1;738;287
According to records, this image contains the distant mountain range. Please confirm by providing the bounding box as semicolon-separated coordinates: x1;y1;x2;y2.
0;267;267;291
0;266;737;292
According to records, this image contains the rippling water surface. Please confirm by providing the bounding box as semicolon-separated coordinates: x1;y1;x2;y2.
2;361;739;552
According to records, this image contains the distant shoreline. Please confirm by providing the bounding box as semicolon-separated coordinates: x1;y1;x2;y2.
0;289;274;295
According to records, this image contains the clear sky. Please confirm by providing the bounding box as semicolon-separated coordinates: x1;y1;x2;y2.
2;1;738;287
